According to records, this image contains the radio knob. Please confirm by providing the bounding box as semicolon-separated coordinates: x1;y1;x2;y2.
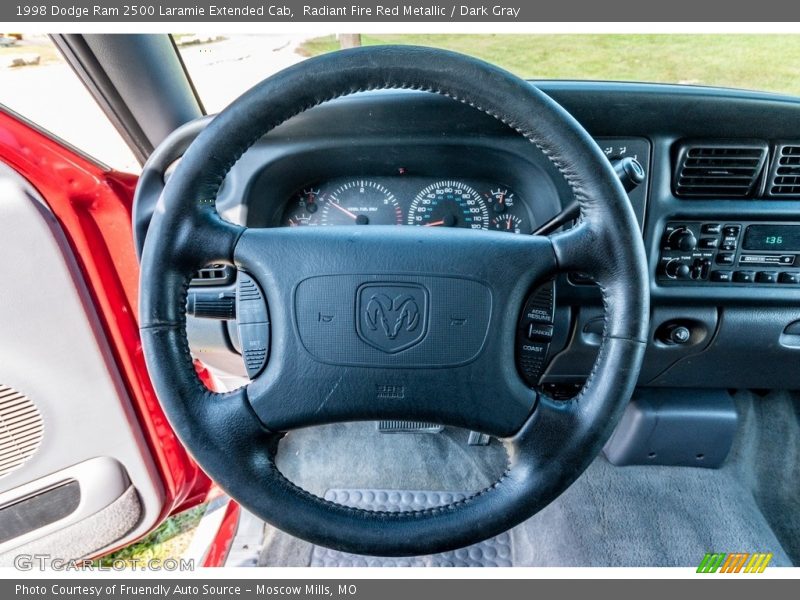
665;259;692;280
668;228;697;252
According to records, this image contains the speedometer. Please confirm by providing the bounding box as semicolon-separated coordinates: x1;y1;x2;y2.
407;180;489;230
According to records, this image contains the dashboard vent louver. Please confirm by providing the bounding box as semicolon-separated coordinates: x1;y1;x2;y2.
674;141;768;198
767;144;800;197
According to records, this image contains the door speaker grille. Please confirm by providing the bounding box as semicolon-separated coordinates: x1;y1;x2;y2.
0;384;44;479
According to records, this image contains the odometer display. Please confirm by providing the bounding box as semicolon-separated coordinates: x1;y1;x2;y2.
407;180;489;230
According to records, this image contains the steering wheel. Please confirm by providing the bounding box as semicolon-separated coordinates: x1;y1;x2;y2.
139;46;648;556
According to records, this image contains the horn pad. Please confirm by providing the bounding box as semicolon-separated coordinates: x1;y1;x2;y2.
295;274;491;367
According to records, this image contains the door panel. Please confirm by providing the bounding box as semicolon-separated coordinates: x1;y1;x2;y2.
0;167;160;559
0;108;210;559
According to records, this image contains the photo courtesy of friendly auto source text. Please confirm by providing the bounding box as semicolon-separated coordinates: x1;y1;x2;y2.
0;0;798;594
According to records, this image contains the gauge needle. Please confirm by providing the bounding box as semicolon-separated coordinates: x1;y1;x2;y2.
424;220;446;227
328;202;358;220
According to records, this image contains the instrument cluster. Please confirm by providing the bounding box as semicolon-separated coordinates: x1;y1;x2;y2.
281;176;533;234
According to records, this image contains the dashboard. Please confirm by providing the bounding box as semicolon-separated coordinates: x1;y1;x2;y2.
134;82;800;393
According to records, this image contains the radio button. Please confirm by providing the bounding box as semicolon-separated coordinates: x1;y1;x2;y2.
756;271;778;284
699;237;719;249
779;272;800;284
723;225;741;237
710;270;732;283
716;253;735;265
733;271;755;283
667;228;697;252
701;223;722;235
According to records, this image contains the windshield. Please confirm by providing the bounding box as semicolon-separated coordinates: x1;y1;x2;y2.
177;33;800;113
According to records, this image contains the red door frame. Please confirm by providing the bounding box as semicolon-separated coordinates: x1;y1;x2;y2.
0;108;212;519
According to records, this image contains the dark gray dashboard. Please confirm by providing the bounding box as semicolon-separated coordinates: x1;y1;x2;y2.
135;81;800;391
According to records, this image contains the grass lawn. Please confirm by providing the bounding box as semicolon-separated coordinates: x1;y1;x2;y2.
95;504;206;567
300;35;800;97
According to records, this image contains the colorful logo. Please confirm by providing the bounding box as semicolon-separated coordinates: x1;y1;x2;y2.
697;552;773;573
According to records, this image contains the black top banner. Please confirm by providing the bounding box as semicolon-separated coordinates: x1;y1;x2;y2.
2;0;798;22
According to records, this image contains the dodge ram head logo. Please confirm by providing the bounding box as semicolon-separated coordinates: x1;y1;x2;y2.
356;283;429;353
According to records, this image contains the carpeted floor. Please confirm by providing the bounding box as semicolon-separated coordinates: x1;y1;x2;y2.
259;390;799;567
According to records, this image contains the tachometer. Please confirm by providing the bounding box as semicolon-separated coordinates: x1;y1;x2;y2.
407;180;488;230
320;180;402;226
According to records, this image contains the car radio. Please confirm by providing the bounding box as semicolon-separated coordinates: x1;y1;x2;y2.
658;221;800;285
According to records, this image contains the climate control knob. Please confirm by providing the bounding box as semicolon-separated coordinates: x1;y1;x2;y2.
665;259;692;280
667;227;697;252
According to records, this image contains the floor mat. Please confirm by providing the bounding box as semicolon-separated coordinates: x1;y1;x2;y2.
309;490;512;567
510;456;792;566
259;391;799;567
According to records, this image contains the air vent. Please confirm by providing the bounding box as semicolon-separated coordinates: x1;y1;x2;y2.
767;144;800;197
674;141;768;198
0;384;44;479
191;264;235;286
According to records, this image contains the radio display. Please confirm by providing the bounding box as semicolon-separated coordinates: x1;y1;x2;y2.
742;225;800;251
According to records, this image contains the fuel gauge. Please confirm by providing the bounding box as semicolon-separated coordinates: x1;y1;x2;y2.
491;213;524;234
283;187;321;226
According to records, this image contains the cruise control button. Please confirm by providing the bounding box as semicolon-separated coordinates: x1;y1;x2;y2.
519;341;548;356
779;272;800;284
701;223;721;234
756;271;778;284
716;253;735;265
733;271;755;283
710;270;732;282
527;323;554;342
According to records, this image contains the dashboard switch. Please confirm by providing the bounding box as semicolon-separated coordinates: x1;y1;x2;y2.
756;271;778;284
665;259;692;279
527;323;554;342
516;281;555;388
611;156;646;193
667;227;697;252
669;326;691;344
723;225;741;237
733;271;755;283
657;322;693;346
710;270;732;283
716;253;735;265
236;274;270;379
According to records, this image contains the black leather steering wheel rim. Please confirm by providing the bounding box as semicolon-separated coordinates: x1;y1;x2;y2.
139;46;649;556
